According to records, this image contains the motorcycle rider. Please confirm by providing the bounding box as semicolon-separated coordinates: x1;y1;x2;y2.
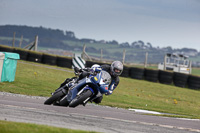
74;60;123;104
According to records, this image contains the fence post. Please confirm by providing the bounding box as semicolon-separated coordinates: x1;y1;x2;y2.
144;52;148;68
164;55;167;70
122;49;126;64
81;44;92;61
100;49;103;61
12;32;16;47
19;35;23;48
34;35;38;51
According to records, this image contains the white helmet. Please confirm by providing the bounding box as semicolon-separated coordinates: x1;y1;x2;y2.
91;64;102;73
111;61;123;77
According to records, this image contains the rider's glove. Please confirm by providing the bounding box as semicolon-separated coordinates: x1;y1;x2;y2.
74;67;80;73
105;90;113;95
74;67;84;75
105;84;115;95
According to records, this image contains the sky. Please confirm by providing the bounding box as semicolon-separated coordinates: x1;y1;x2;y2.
0;0;200;50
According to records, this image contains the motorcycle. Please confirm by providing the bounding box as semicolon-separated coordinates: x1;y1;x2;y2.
44;68;111;108
44;76;78;105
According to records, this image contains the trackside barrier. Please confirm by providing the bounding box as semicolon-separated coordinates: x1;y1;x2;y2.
158;70;173;85
0;45;14;52
144;69;159;82
42;54;57;65
188;75;200;90
14;48;29;60
27;51;43;63
0;45;200;90
56;56;72;68
121;66;130;77
173;72;189;88
130;67;144;80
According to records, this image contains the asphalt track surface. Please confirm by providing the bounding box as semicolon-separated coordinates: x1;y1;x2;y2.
0;92;200;133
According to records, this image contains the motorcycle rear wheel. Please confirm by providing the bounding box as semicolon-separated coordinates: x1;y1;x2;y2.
44;90;64;105
69;90;92;108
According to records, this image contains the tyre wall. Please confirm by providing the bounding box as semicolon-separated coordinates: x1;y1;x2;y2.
86;61;95;67
121;66;130;77
86;61;111;68
144;69;159;82
56;56;72;68
0;45;14;52
187;75;200;90
13;48;29;60
173;72;189;88
27;51;43;63
130;67;144;80
42;54;57;65
158;70;174;85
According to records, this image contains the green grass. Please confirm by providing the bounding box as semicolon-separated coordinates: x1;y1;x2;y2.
103;78;200;118
0;61;74;96
0;61;200;119
0;36;29;42
0;120;97;133
191;67;200;76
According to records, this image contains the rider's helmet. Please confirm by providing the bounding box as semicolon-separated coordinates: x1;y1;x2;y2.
110;61;123;77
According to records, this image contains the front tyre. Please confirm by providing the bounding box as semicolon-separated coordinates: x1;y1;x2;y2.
44;90;64;105
69;90;92;108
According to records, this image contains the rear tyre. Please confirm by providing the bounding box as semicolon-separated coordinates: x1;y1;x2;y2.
69;90;92;108
44;90;64;105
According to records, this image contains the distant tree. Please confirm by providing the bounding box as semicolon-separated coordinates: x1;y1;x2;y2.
108;40;118;45
165;46;173;52
65;31;76;38
146;42;152;49
138;40;145;47
120;42;130;47
131;41;137;47
0;25;78;40
180;48;197;52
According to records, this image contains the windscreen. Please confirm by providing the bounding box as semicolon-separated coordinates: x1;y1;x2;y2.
101;70;111;85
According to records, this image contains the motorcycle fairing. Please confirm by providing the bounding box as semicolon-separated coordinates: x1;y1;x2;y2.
66;70;111;104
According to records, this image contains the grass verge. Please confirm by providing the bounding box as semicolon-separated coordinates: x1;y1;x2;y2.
0;120;97;133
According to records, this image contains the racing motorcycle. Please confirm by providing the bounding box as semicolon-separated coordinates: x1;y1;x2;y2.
44;66;111;108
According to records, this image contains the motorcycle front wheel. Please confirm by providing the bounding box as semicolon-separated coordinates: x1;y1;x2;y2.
44;90;64;105
69;89;92;108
